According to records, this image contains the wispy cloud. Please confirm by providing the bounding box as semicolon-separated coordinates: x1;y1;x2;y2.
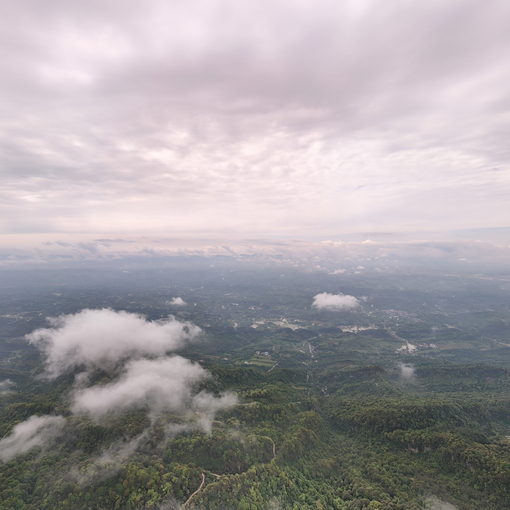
0;415;66;462
0;379;15;396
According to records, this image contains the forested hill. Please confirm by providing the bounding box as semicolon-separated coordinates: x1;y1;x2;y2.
1;263;510;509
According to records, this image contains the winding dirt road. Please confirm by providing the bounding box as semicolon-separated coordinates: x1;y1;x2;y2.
183;472;206;508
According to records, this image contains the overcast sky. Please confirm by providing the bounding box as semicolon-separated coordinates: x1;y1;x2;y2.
1;0;509;242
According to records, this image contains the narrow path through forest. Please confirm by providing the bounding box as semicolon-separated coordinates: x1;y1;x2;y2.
182;435;277;508
183;472;205;508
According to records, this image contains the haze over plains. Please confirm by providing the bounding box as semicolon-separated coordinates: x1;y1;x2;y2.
1;0;509;252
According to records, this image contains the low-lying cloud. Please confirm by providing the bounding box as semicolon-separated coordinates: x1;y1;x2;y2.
1;309;238;462
312;292;360;311
168;297;187;306
69;431;149;486
71;356;235;418
26;308;201;378
0;378;15;395
0;415;66;462
398;363;416;381
8;308;238;462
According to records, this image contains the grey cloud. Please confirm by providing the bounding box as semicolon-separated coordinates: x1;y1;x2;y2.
0;415;66;462
0;1;509;238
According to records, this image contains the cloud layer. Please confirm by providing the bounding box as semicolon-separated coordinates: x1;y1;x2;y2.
26;308;201;378
1;0;509;238
312;292;360;311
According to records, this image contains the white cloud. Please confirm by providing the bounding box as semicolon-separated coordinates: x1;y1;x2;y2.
72;356;207;416
0;415;66;462
25;308;236;432
312;292;360;311
168;297;186;306
26;308;201;378
71;356;237;428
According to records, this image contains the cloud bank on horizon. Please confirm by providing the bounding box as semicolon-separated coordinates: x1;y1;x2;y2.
2;234;510;272
1;0;509;240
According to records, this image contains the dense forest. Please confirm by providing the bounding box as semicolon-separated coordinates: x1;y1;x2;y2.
1;263;510;509
1;358;510;509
